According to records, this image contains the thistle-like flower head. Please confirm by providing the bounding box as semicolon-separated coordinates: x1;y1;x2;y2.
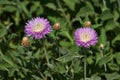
25;17;52;39
74;27;98;48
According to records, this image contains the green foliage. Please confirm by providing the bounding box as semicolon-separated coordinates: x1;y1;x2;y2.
0;0;120;80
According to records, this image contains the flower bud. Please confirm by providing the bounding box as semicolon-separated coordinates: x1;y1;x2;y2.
21;36;29;47
84;21;91;27
53;22;60;30
100;44;104;50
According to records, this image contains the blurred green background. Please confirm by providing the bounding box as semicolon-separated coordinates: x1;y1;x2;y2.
0;0;120;80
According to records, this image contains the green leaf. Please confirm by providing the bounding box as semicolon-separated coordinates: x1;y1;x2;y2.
112;35;120;47
0;62;11;70
45;3;56;10
0;1;16;5
105;20;116;31
56;54;80;63
17;71;25;78
100;9;113;21
8;68;18;77
113;10;119;21
14;11;20;25
32;75;42;80
0;52;18;68
33;49;41;59
110;0;117;3
76;6;94;17
63;0;79;11
30;2;39;14
92;0;101;7
76;2;94;17
60;41;72;47
53;63;66;74
91;75;101;80
70;45;79;53
108;63;119;71
91;24;102;29
114;52;120;65
98;53;113;66
3;6;16;12
36;5;43;15
73;60;82;73
85;1;94;11
95;53;103;64
99;28;107;44
0;27;7;38
87;56;94;65
18;1;31;18
105;72;120;80
59;31;74;44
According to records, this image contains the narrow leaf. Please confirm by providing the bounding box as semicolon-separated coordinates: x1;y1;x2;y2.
105;72;120;80
98;53;113;66
56;54;80;63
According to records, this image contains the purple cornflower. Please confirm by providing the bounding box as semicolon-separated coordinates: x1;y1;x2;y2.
25;17;52;39
74;27;98;48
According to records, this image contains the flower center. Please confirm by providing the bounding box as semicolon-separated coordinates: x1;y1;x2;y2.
80;33;91;43
32;23;44;32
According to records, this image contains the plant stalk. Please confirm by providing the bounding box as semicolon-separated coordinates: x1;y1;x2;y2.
42;39;50;64
56;0;71;27
101;50;107;72
117;0;120;12
84;51;87;80
44;45;50;64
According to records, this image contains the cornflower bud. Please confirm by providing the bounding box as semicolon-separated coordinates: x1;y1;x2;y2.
100;44;104;50
21;36;29;47
53;22;61;30
84;21;91;27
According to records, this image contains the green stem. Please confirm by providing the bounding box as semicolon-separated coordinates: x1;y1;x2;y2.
103;0;107;9
117;0;120;12
44;45;50;64
56;0;71;26
55;31;60;57
57;0;67;19
101;50;107;72
38;71;45;79
39;40;50;64
84;51;87;80
42;39;50;64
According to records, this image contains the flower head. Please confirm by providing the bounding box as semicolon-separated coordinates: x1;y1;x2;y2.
25;17;52;39
74;27;98;48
